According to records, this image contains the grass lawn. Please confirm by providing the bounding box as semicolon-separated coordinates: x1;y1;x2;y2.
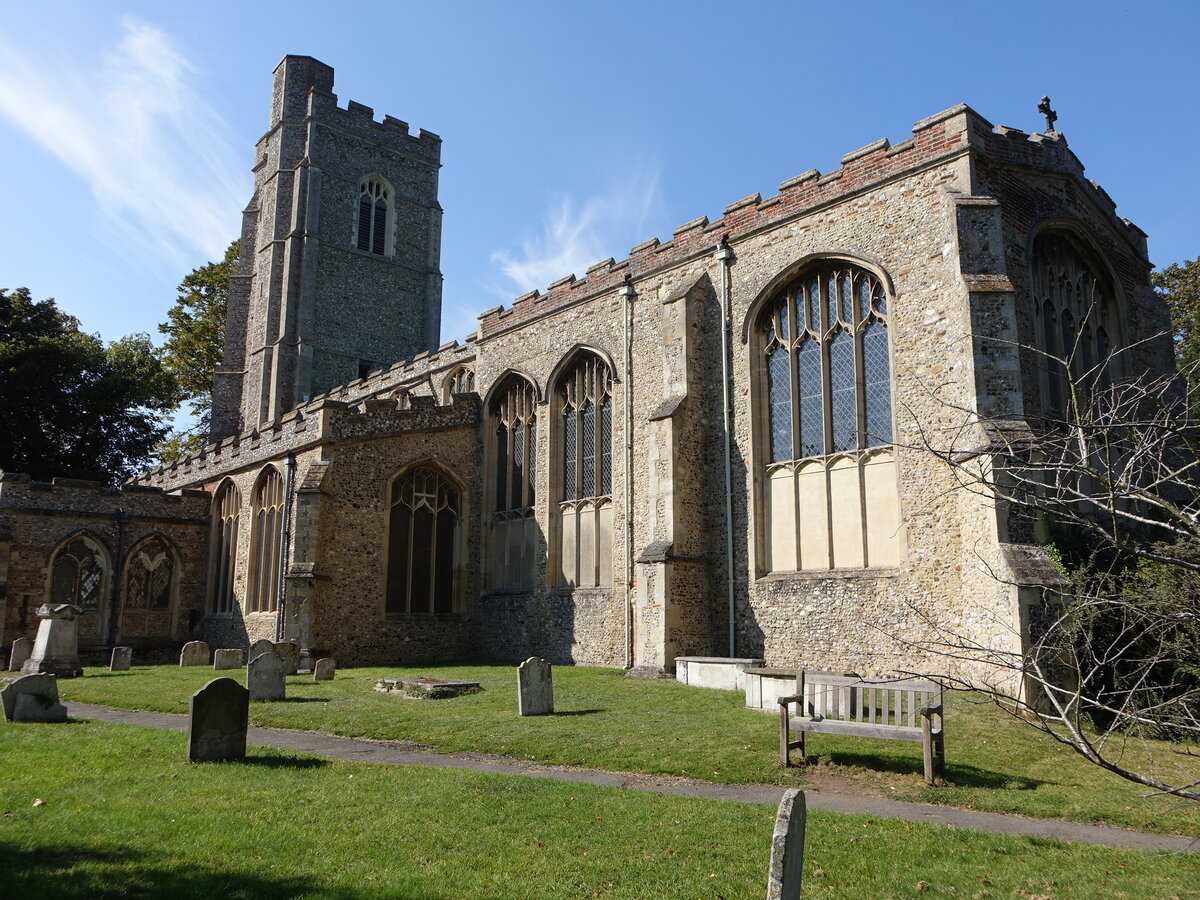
54;663;1200;838
2;720;1198;899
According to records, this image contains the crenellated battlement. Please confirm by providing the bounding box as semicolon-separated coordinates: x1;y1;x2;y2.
474;103;1146;340
306;89;442;161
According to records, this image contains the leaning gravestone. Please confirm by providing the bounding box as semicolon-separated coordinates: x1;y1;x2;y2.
766;789;806;900
517;656;554;716
274;641;300;675
247;638;275;662
187;677;249;762
213;648;244;670
247;651;286;701
313;658;335;681
22;604;84;678
1;673;68;723
109;646;132;671
179;640;210;667
8;637;32;672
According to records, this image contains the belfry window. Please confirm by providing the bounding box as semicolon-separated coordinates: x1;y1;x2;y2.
387;465;461;615
556;353;613;588
487;376;538;590
758;261;900;571
1030;231;1119;416
209;481;239;614
124;536;175;610
356;177;390;255
248;467;284;613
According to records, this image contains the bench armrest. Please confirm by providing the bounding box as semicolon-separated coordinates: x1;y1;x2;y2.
777;694;802;706
919;702;943;717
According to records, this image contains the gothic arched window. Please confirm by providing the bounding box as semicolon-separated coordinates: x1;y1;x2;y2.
488;376;538;589
556;353;613;588
248;467;284;613
1030;231;1120;416
356;176;391;256
443;366;475;403
124;536;176;610
50;534;109;610
758;261;900;571
209;481;239;614
387;465;461;615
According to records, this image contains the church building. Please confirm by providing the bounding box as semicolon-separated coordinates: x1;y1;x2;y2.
0;56;1167;682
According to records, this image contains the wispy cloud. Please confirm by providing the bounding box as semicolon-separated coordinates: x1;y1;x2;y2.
489;161;665;298
0;17;246;270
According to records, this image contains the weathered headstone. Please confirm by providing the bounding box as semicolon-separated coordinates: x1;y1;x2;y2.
274;641;300;675
248;638;275;662
179;640;210;667
7;637;32;672
213;648;245;670
766;789;806;900
313;658;335;681
517;656;554;716
187;677;249;762
109;646;132;671
247;650;286;701
1;673;68;723
22;604;84;678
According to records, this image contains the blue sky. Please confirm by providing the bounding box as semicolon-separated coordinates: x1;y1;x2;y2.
2;0;1197;350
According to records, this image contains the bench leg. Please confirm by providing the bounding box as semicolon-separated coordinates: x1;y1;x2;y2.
922;717;934;785
779;704;790;767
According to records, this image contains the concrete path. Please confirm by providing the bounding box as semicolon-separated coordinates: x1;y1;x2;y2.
67;702;1198;854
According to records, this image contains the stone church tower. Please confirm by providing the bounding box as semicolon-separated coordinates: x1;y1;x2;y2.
211;56;443;440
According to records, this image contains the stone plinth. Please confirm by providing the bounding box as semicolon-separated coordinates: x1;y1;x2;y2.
21;604;84;678
376;677;482;699
675;657;764;692
517;656;553;716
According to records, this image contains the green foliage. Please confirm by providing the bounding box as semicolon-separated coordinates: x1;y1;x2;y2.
157;240;238;459
5;721;1195;899
0;288;179;484
1152;255;1200;389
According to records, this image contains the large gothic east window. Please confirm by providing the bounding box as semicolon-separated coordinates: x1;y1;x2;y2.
556;353;612;587
386;465;461;615
758;261;900;571
488;376;538;590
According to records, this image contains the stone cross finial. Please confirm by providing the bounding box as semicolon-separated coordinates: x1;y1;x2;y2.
1038;96;1058;133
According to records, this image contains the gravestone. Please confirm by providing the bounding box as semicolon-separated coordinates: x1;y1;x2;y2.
8;637;32;672
313;658;335;681
109;646;132;671
766;789;806;900
247;651;286;701
180;640;210;666
517;656;554;716
248;639;275;662
1;673;68;723
213;648;245;670
187;677;249;762
22;604;84;678
274;641;300;675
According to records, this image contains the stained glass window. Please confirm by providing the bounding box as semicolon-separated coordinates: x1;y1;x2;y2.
50;535;107;609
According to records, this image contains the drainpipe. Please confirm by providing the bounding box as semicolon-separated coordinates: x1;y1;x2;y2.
715;240;737;658
107;508;128;649
275;452;297;642
620;278;635;669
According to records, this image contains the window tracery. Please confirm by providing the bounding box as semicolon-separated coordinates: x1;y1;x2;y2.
124;536;175;610
248;467;284;613
387;465;461;614
50;534;108;609
356;176;390;255
209;481;239;614
487;376;538;589
556;354;612;587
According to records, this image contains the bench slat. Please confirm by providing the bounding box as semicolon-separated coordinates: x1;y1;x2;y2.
787;718;933;742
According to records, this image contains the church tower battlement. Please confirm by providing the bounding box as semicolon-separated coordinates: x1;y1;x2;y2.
211;55;443;440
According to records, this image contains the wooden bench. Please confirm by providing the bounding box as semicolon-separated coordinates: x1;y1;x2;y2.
778;671;945;784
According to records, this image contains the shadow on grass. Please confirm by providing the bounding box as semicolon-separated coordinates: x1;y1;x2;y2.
0;842;374;900
818;750;1046;790
81;672;134;678
239;755;330;770
276;697;330;703
551;709;604;717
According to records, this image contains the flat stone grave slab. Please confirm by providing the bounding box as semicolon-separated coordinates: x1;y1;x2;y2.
110;647;133;671
376;677;482;699
2;673;68;723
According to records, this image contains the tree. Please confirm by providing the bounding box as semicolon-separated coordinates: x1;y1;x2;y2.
914;346;1200;801
0;288;179;484
1153;257;1200;392
157;240;238;460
